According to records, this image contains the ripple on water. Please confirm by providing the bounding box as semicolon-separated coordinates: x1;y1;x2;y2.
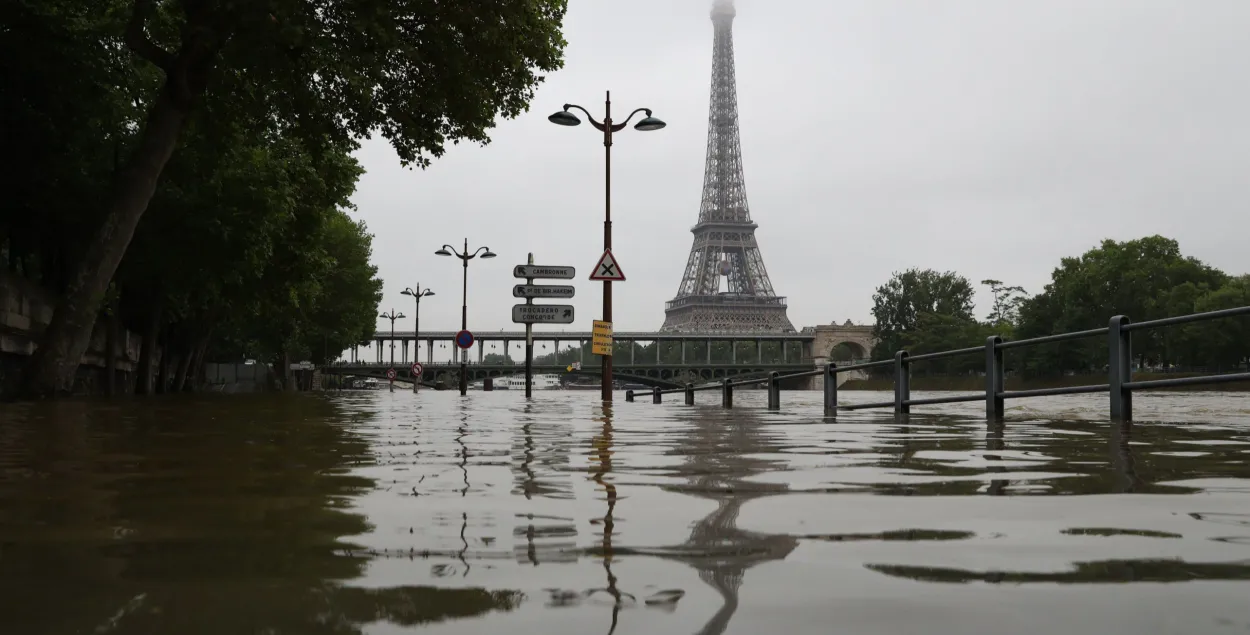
2;390;1250;634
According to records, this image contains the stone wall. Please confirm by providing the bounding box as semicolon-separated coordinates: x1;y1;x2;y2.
0;272;148;398
202;363;274;393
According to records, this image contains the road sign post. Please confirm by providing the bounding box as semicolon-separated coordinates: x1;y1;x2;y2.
513;256;577;399
589;250;625;402
525;255;533;399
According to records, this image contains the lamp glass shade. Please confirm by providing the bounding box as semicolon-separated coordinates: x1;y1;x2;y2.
548;110;581;127
635;116;667;132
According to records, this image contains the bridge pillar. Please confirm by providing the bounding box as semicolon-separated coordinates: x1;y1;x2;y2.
811;356;829;392
706;339;712;363
680;339;686;363
376;340;382;364
427;340;433;364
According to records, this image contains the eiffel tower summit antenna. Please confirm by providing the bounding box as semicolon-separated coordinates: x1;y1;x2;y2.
661;0;795;333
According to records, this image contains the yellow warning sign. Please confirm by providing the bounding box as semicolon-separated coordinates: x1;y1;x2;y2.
592;320;613;356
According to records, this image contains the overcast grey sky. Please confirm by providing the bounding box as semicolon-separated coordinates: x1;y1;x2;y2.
354;0;1250;341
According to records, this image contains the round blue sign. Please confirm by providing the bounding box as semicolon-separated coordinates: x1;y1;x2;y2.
455;329;475;350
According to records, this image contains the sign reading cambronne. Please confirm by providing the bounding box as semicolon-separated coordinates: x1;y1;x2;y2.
513;265;575;280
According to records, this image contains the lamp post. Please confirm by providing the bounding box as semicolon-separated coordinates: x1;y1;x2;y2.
380;309;406;391
401;285;435;392
436;239;496;396
549;91;666;403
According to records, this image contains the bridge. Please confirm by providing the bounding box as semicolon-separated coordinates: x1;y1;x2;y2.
348;323;876;378
321;360;821;390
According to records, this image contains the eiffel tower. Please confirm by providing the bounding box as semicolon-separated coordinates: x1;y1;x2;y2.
661;0;795;334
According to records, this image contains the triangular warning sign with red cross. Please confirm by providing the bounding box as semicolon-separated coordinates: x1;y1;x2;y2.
589;249;626;282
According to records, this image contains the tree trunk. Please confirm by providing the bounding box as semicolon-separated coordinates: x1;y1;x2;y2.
105;298;119;397
155;326;172;394
134;299;163;395
172;342;192;393
187;329;213;392
20;91;190;398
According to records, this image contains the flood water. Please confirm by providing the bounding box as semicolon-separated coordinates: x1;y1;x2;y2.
2;389;1250;634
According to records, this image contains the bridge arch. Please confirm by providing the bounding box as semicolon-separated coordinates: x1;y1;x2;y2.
828;340;869;361
810;322;876;363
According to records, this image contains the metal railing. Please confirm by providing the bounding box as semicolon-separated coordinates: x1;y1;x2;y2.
625;306;1250;422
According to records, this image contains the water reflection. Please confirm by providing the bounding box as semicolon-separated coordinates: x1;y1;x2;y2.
0;396;522;634
657;406;799;635
588;405;626;634
5;390;1250;633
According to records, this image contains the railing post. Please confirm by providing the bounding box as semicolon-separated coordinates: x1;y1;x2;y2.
685;383;695;406
625;390;634;403
652;386;662;404
985;335;1004;421
722;378;733;409
1109;315;1133;422
823;363;838;417
767;371;780;410
894;351;911;416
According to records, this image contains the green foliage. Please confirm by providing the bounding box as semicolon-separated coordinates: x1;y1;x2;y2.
157;0;570;167
870;269;977;362
9;0;570;395
870;237;1247;378
1016;236;1229;375
0;0;143;288
981;279;1026;329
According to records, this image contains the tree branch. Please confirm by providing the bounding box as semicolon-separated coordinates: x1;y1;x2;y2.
125;0;175;71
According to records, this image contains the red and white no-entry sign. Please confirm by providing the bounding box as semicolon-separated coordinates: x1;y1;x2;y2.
411;362;423;377
386;368;397;380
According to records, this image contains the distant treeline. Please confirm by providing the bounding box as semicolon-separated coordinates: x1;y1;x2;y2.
868;236;1249;377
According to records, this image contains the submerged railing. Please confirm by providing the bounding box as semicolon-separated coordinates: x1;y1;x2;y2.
625;306;1250;422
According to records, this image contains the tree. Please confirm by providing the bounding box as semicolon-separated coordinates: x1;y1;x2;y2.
981;279;1027;328
870;269;976;361
1015;236;1227;374
23;0;569;396
1178;276;1250;368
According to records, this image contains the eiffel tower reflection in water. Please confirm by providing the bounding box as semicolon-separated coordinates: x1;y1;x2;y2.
584;402;798;635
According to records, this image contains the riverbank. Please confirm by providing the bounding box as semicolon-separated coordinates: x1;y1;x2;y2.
841;372;1250;392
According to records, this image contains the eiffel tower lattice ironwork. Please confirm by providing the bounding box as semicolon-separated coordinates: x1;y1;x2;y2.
661;0;795;334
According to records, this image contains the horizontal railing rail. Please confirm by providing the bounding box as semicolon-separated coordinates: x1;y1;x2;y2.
624;305;1250;422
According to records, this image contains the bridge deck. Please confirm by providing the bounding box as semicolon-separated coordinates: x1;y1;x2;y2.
367;330;815;341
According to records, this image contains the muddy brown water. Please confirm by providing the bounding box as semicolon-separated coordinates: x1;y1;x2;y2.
2;390;1249;634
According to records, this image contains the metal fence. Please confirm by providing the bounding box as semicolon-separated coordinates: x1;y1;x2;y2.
625;306;1250;422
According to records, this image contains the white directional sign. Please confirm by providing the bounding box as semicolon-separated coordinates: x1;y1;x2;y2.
589;249;625;282
514;264;575;280
512;304;575;324
513;284;576;299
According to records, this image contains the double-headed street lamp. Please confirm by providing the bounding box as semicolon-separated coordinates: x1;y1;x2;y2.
549;91;666;403
380;309;406;390
436;239;496;396
401;285;435;392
